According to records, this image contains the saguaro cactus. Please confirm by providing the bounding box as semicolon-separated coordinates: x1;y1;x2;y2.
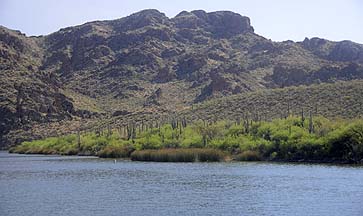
287;102;291;119
132;123;136;140
126;125;132;140
107;125;112;138
244;118;250;134
171;118;177;130
309;111;314;134
77;128;81;151
236;117;241;125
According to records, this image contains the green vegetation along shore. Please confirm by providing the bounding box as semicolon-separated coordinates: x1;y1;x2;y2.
9;115;363;164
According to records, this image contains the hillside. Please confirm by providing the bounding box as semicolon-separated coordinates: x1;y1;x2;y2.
1;9;363;147
180;80;363;121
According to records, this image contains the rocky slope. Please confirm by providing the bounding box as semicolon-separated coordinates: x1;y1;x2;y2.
1;9;363;147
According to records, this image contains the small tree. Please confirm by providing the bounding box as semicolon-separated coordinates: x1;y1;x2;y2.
301;108;305;127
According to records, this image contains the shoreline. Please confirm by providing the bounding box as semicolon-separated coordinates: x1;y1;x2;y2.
5;150;362;165
7;116;363;165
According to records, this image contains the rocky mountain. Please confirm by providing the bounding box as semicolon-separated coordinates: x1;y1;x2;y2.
1;9;363;147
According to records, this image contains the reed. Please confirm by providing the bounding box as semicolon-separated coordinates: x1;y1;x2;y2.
98;145;134;158
131;148;225;162
235;150;262;161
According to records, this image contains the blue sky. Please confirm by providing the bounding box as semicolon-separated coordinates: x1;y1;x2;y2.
1;0;362;43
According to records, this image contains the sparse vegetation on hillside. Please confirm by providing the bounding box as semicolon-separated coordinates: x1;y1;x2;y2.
182;80;363;121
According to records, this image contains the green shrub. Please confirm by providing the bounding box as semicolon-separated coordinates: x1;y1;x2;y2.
327;121;363;162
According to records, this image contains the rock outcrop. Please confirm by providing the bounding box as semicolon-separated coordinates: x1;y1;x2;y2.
173;10;253;38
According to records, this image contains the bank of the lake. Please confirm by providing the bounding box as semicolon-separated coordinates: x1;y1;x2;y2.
9;116;363;164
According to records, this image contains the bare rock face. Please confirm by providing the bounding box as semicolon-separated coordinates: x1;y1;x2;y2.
301;37;363;63
268;63;363;88
0;107;17;143
13;82;76;124
177;54;207;79
112;110;131;117
0;28;29;53
312;63;363;82
329;41;363;62
302;37;329;51
269;64;311;88
116;49;158;66
154;67;176;83
173;10;253;38
112;9;171;32
195;73;232;102
144;88;162;106
205;11;254;37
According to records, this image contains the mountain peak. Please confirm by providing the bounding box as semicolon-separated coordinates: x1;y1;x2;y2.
111;9;169;31
130;9;166;18
173;10;253;38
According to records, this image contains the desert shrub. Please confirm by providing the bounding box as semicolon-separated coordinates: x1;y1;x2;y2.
209;136;240;152
180;127;203;148
135;133;163;150
80;135;108;154
226;124;245;137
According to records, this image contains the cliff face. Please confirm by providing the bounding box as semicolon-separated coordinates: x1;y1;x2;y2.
1;9;363;146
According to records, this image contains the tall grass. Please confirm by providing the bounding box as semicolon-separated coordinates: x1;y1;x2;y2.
235;150;262;161
98;145;134;158
131;148;224;162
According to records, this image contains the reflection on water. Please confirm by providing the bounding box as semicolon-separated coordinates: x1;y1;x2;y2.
0;151;362;216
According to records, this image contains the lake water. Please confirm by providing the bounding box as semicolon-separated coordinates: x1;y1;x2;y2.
0;151;362;216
